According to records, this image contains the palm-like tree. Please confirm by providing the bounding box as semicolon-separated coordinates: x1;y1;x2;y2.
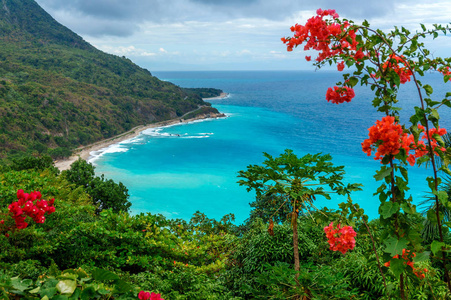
420;132;451;243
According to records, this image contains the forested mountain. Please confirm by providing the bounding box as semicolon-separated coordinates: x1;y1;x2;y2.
0;0;220;160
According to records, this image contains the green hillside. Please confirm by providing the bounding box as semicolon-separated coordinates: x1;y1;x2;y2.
0;0;221;160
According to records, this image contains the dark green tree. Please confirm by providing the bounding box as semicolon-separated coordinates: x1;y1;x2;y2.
64;158;95;188
238;149;362;277
64;158;131;213
87;175;131;213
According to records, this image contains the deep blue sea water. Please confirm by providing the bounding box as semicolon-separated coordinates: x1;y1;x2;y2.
90;70;451;224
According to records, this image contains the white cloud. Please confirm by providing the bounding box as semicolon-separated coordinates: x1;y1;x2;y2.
35;0;451;70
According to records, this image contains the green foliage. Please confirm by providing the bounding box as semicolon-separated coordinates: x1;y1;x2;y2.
248;262;358;300
0;0;219;161
0;268;137;299
224;218;318;298
238;150;362;210
63;159;131;213
182;87;223;99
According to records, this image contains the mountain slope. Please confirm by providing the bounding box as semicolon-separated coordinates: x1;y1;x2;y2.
0;0;221;160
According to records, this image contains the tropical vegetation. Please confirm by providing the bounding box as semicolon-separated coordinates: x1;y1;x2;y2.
0;0;222;162
2;1;451;299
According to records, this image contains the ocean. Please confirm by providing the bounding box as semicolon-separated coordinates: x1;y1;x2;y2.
90;70;451;224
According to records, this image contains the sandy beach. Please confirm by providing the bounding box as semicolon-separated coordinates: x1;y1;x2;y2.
203;92;229;100
54;97;227;171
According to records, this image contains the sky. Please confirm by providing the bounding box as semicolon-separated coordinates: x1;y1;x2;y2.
34;0;451;71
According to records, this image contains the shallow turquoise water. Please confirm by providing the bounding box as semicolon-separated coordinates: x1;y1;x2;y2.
91;71;451;224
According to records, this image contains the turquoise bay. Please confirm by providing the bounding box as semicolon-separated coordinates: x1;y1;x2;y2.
91;71;451;224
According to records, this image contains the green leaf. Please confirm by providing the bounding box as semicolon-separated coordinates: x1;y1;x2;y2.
68;288;81;300
113;279;132;294
347;77;358;87
431;240;446;255
380;202;399;219
91;268;119;282
390;258;406;277
437;190;449;205
374;167;392;181
401;203;416;214
52;296;69;300
429;109;440;122
10;277;32;292
384;236;408;256
424;84;433;96
427;209;444;224
40;288;58;299
56;280;77;295
80;287;97;300
413;251;430;263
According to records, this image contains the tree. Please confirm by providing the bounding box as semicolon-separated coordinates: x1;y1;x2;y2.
282;8;451;297
64;158;95;188
238;149;361;278
64;158;131;213
87;175;131;213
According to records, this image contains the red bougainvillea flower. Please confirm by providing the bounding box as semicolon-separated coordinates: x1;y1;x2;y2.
326;86;355;104
138;291;165;300
150;292;164;300
138;291;151;300
324;222;356;254
362;116;447;165
362;116;408;161
6;190;56;232
377;54;413;84
337;61;345;71
438;66;451;81
281;9;364;64
384;249;428;279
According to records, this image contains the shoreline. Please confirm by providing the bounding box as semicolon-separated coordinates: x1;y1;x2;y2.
54;109;227;171
202;92;229;100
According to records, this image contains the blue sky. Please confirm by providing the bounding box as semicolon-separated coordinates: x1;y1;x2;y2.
35;0;451;71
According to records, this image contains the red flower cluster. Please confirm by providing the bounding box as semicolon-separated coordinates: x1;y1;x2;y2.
362;116;447;165
138;291;164;300
281;9;361;63
438;66;451;81
380;55;413;84
384;249;428;279
407;125;447;165
324;222;356;254
362;116;408;161
6;189;55;230
326;86;355;104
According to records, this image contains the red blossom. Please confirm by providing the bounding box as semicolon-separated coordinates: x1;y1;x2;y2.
3;189;56;234
438;66;451;81
384;249;428;279
337;61;345;71
138;291;151;300
326;86;355;104
138;291;165;300
324;222;356;254
151;292;164;300
362;116;447;165
379;54;413;84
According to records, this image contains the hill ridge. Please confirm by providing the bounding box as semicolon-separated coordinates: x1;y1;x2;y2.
0;0;222;161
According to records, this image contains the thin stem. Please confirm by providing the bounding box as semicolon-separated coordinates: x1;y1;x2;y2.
361;215;390;299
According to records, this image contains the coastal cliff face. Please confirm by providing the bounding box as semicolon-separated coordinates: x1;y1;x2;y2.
0;0;221;160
